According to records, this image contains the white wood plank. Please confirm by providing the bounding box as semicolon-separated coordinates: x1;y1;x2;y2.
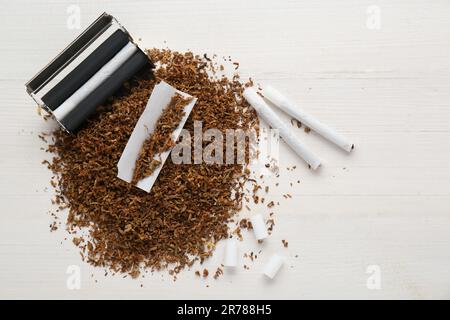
0;0;449;299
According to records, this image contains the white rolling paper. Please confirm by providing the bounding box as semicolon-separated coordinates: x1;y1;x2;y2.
243;88;321;170
53;42;138;120
263;254;284;279
262;85;354;152
250;214;268;241
117;81;197;192
223;238;238;267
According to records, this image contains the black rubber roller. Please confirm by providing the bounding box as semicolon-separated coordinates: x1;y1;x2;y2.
42;29;129;110
26;13;114;94
60;50;150;132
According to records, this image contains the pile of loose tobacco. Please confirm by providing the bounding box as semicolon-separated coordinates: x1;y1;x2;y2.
43;49;259;278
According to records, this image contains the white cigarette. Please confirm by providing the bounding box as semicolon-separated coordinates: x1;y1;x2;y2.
53;42;138;120
262;85;354;152
243;88;321;170
250;214;268;241
223;238;238;267
263;254;284;279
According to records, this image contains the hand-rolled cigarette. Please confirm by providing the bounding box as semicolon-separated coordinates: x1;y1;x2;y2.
223;238;238;267
250;214;268;241
262;85;354;152
243;88;321;170
263;254;284;279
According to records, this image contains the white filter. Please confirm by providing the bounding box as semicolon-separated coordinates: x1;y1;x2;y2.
250;214;268;240
263;254;284;279
223;238;238;267
243;88;321;170
53;42;138;120
262;85;354;152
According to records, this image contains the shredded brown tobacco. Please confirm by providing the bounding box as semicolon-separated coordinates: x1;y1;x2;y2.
44;49;259;277
131;93;192;184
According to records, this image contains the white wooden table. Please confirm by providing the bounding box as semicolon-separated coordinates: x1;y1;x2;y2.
1;0;449;299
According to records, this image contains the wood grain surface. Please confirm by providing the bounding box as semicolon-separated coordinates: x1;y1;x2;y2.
0;0;449;299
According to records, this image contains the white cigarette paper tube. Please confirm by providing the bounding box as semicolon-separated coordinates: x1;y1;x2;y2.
243;88;321;170
53;42;138;120
262;85;354;152
263;254;284;279
250;214;268;240
223;238;238;267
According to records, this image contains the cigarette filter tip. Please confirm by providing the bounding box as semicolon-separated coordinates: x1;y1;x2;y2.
223;238;238;267
250;214;268;241
263;254;284;279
